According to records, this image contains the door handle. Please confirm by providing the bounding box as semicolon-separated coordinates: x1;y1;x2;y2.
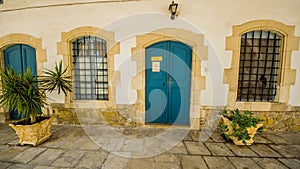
163;82;165;86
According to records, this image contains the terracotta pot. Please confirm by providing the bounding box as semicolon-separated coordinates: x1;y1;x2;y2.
9;116;53;146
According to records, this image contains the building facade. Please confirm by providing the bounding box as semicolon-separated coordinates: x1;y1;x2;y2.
0;0;299;130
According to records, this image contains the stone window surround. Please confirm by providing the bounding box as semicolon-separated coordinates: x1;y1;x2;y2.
131;28;207;129
225;20;300;111
57;26;120;109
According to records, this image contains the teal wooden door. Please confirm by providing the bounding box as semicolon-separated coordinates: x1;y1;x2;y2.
4;44;37;120
145;41;192;125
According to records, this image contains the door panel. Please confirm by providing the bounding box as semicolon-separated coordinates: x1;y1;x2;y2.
145;42;168;123
4;44;37;120
146;41;192;125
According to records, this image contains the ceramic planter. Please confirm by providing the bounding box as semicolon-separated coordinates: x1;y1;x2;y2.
9;116;53;146
221;116;263;145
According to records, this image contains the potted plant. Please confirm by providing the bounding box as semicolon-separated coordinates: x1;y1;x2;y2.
220;109;263;145
0;61;72;146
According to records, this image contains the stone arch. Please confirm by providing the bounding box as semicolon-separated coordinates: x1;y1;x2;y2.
57;26;120;108
131;28;207;129
0;33;47;74
225;20;300;110
0;33;47;121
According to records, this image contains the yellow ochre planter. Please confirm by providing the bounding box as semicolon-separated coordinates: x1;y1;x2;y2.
9;117;53;146
221;116;263;145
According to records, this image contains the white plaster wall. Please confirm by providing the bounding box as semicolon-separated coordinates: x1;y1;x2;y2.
0;0;299;106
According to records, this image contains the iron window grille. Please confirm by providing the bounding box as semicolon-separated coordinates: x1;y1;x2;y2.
72;36;109;100
237;30;282;102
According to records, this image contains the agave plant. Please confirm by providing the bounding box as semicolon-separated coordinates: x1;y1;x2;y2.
0;61;72;123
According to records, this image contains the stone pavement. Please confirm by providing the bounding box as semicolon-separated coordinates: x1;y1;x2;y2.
0;123;299;169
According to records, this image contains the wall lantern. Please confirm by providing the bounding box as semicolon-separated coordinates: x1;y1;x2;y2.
168;1;178;20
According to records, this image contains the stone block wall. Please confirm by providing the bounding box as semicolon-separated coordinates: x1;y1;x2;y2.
201;106;300;131
252;111;300;131
49;104;137;127
2;103;298;132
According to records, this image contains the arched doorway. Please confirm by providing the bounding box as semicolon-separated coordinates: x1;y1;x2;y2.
4;44;37;119
145;41;192;125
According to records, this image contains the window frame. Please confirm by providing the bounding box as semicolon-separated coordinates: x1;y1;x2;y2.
225;20;299;111
57;27;120;109
72;36;109;101
237;30;284;102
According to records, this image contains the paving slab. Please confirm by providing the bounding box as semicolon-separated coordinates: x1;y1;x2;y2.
167;142;188;154
228;157;262;169
51;150;85;168
154;150;182;168
205;143;235;156
203;156;235;169
122;138;144;152
278;158;300;169
271;131;300;144
183;132;193;141
7;140;20;146
0;127;18;145
155;153;180;165
69;138;100;150
0;146;28;161
137;128;166;138
7;164;34;169
249;144;282;157
190;130;203;141
141;137;168;157
162;129;190;141
0;144;9;151
180;155;208;169
253;158;289;169
29;148;65;166
269;144;300;158
260;132;292;144
208;133;226;142
253;134;272;144
226;143;258;157
0;124;299;169
101;153;129;169
184;141;211;155
198;131;214;142
122;128;139;137
9;147;46;164
128;157;154;169
100;137;125;151
33;166;58;169
40;135;68;149
76;150;108;168
154;162;181;169
0;161;12;169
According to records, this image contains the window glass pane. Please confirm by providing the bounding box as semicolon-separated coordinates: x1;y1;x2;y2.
72;36;109;100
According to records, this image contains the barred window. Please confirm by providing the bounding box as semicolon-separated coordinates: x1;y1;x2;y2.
72;36;108;100
237;30;282;102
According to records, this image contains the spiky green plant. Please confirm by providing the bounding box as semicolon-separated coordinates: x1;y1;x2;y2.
39;61;72;95
220;109;263;145
0;61;72;123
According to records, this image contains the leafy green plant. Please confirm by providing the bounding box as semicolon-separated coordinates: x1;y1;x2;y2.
220;109;263;145
0;61;72;124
